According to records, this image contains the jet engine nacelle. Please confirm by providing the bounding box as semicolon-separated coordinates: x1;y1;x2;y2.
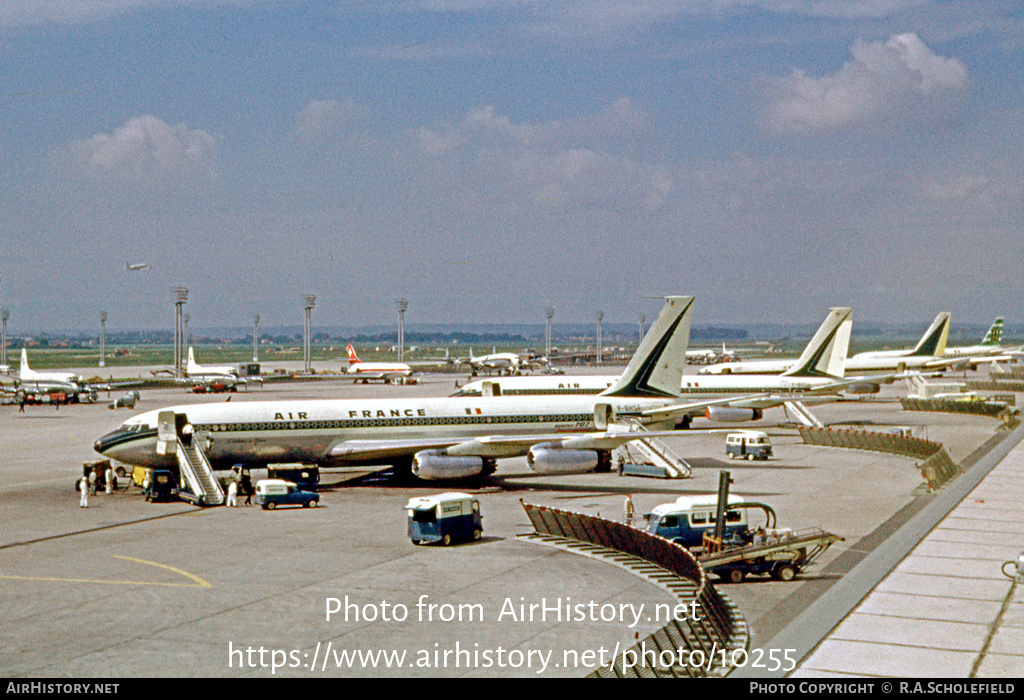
527;442;601;475
705;406;763;423
411;450;485;480
844;382;881;395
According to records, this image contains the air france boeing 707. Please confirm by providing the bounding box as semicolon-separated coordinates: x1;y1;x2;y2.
95;296;760;480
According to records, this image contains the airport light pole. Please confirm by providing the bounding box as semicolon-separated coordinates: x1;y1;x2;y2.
596;310;604;364
638;312;646;346
1;308;8;370
171;287;189;378
545;307;555;359
396;298;408;363
302;294;316;375
99;311;107;368
252;314;260;363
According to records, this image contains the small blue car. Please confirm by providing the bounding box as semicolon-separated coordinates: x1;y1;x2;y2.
255;479;319;510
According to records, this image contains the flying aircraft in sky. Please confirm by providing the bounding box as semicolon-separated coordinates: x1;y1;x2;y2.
345;345;414;384
126;261;150;271
94;295;765;480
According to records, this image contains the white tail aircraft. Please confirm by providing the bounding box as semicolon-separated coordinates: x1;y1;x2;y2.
186;347;241;391
941;317;1013;364
699;311;966;376
14;350;99;403
18;349;83;392
451;307;877;424
95;296;765;480
345;345;413;383
850;312;951;361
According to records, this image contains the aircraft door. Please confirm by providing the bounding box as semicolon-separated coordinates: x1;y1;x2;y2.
156;410;178;456
594;403;615;431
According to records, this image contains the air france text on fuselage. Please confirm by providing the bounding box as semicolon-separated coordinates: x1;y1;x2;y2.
272;408;428;421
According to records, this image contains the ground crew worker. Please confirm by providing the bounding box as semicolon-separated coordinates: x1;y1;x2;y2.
88;470;98;496
624;494;635;525
226;480;238;507
240;471;253;506
79;477;89;508
105;466;114;494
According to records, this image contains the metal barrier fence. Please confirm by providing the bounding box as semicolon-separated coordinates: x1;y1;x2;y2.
901;397;1020;429
990;366;1024;379
798;427;961;490
899;396;1011;418
967;380;1024;395
918;449;961;490
520;501;745;677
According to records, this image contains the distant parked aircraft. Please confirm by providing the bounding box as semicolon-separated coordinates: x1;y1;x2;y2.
345;345;414;384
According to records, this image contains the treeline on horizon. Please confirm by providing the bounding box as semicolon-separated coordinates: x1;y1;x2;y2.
10;325;751;349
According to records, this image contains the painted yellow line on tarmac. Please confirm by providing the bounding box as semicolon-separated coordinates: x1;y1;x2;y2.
0;555;211;588
113;555;211;587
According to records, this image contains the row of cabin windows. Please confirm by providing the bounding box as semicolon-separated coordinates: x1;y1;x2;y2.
201;414;591;433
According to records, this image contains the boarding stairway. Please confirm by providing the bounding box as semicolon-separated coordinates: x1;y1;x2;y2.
175;439;225;506
782;400;824;428
613;420;691;478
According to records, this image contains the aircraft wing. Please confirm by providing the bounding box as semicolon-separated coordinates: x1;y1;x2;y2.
920;356;987;372
349;372;387;381
327;429;688;462
628;393;773;424
811;373;899;392
963;352;1024;367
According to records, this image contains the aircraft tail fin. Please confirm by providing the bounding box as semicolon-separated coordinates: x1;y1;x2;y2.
982;317;1004;346
909;312;950;356
20;349;33;377
781;307;852;378
347;345;361;364
601;296;694;398
187;347;200;374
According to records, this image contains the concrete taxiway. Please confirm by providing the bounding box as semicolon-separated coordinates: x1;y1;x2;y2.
0;365;1019;677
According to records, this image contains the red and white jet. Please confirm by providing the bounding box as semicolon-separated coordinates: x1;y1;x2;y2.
345;345;414;384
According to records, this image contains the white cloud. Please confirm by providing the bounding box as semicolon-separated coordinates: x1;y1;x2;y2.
411;98;668;209
0;1;278;31
763;33;968;134
417;97;645;153
65;114;217;185
292;99;365;143
742;1;926;20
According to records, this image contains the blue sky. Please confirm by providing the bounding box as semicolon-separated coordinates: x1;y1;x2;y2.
1;1;1022;333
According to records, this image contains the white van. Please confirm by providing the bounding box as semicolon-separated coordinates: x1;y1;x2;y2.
646;494;748;548
725;431;772;461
